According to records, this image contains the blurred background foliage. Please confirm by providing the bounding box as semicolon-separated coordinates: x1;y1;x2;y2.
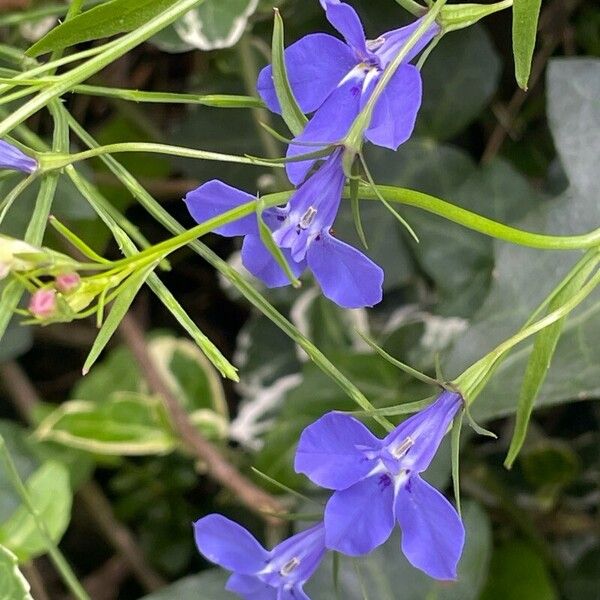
0;0;599;598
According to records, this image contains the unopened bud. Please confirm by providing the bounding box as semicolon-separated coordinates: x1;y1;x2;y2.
28;289;57;319
55;272;81;294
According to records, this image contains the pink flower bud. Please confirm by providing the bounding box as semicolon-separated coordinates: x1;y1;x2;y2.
28;289;57;318
55;272;81;294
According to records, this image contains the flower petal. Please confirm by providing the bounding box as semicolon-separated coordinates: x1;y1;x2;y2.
0;140;37;173
226;574;276;599
307;233;383;308
285;74;364;185
295;412;382;490
279;587;310;600
375;18;441;67
241;234;306;288
383;391;462;473
320;0;368;58
363;64;422;150
324;476;395;555
194;514;269;574
184;180;257;237
256;33;356;114
395;476;465;580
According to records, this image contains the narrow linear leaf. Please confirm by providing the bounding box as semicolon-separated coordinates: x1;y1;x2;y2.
82;263;158;375
256;197;301;288
27;0;178;57
451;412;464;516
512;0;543;90
504;258;599;467
0;462;71;562
271;8;308;136
350;164;368;249
0;544;33;599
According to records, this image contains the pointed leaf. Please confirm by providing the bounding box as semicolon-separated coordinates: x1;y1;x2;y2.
512;0;543;90
0;544;33;600
27;0;179;57
271;9;308;136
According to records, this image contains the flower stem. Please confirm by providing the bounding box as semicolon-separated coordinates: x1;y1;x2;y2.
37;141;285;171
0;435;91;600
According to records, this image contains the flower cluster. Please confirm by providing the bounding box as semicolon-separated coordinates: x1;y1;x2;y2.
194;391;465;599
185;0;438;309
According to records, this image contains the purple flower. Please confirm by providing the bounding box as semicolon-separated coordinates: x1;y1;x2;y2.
0;140;37;173
294;390;465;580
194;514;326;600
257;0;439;184
185;150;383;309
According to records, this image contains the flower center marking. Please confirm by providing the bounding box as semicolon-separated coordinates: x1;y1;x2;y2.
280;557;301;576
299;207;317;230
366;36;385;52
391;436;415;459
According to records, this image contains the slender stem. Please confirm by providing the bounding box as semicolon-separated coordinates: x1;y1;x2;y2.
357;184;600;250
345;0;447;149
0;436;90;600
0;0;207;137
38;142;284;171
393;0;427;16
119;314;286;524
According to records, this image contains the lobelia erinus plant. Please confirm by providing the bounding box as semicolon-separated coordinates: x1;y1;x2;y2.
0;0;598;599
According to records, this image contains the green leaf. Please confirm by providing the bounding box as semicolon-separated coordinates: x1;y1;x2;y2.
141;569;233;599
306;502;491;599
152;0;259;52
512;0;543;90
0;462;72;562
34;393;178;456
27;0;179;57
83;262;157;375
480;540;557;600
505;254;598;467
271;8;308;136
443;59;600;422
0;544;33;600
416;25;501;140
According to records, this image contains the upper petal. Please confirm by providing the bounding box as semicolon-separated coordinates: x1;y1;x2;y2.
363;64;422;150
194;514;269;574
376;18;441;67
184;180;257;237
285;73;364;185
320;0;368;59
383;391;462;473
395;476;465;580
256;33;356;115
324;476;395;556
241;234;306;288
307;233;384;309
294;412;382;490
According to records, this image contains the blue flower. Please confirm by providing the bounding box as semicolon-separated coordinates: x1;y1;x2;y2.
257;0;439;184
194;514;326;600
0;140;37;173
294;391;465;580
185;149;383;309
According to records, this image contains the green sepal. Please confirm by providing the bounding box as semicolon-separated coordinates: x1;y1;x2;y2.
438;0;512;32
256;196;301;289
350;162;368;249
271;8;308;136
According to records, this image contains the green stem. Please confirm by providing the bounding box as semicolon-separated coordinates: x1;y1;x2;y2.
393;0;427;16
345;0;447;150
0;0;206;137
0;436;91;600
37;142;284;171
358;184;600;250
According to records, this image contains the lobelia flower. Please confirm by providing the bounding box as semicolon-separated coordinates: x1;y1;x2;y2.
0;140;37;173
294;390;465;580
185;149;383;308
257;0;440;184
194;514;326;600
